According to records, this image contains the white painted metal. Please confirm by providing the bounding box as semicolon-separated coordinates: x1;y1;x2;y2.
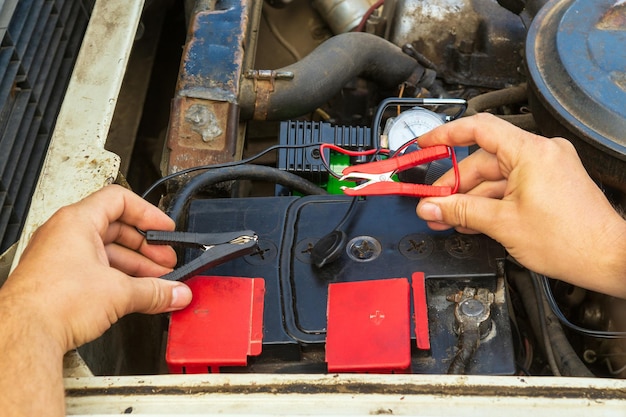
65;374;626;416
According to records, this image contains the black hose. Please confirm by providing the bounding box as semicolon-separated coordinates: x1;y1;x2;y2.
466;84;537;131
240;32;427;120
167;165;328;227
466;84;528;116
448;327;480;375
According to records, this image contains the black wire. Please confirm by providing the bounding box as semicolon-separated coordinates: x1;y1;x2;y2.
319;147;342;179
536;272;626;339
530;273;561;376
140;143;324;200
447;327;480;375
334;197;358;231
328;147;385;231
310;146;385;266
167;165;327;227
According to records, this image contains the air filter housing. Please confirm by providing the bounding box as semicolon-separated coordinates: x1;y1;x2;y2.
526;0;626;191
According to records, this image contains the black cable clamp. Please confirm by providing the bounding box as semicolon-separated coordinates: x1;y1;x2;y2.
146;230;259;282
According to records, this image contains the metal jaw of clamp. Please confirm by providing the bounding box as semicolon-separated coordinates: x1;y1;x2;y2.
146;230;259;282
339;145;459;197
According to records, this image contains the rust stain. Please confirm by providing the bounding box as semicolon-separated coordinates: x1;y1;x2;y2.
65;379;626;400
596;2;626;30
166;97;238;174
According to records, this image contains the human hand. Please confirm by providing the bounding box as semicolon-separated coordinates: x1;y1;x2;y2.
1;185;192;353
416;113;626;298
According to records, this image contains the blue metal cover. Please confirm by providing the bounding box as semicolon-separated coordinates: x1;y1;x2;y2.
557;0;626;121
526;0;626;159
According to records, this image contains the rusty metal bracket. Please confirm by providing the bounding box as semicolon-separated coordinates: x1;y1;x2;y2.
165;0;259;174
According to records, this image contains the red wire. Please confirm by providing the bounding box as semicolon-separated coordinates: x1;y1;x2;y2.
450;146;460;194
319;143;390;178
353;0;385;32
320;143;389;157
393;136;419;156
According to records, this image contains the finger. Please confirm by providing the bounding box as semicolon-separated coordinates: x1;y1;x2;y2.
124;277;192;315
416;193;514;243
466;179;508;199
103;222;177;267
433;148;505;191
416;180;506;233
77;185;175;236
105;243;176;277
417;113;534;173
103;221;145;247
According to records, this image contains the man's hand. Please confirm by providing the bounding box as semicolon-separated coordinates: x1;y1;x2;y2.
1;184;192;353
0;185;191;416
416;113;626;298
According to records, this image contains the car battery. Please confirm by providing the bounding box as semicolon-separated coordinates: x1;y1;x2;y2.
176;194;515;375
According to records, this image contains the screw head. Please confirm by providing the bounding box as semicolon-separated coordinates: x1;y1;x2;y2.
346;236;382;262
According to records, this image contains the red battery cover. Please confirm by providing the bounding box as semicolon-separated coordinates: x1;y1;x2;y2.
325;278;411;373
166;276;265;374
412;272;431;350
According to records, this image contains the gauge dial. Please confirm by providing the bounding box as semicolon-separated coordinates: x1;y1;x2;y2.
384;108;446;151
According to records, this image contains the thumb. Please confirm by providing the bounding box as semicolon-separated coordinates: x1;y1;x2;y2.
417;194;508;238
127;278;192;315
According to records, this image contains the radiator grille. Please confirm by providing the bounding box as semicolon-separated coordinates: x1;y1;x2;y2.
0;0;94;253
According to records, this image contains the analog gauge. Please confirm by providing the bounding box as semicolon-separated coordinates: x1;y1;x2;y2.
384;107;446;151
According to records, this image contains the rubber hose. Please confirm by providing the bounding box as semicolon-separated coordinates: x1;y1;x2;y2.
240;32;426;120
466;84;528;115
508;268;594;377
167;165;328;227
447;327;480;375
466;84;537;131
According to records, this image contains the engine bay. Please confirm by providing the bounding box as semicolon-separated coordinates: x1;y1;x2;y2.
63;0;626;380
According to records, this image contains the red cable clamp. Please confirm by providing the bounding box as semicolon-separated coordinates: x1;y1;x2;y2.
338;145;459;197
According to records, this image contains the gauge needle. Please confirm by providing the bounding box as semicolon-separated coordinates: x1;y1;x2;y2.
404;121;419;137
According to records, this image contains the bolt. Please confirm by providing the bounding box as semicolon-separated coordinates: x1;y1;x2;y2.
459;299;485;317
408;240;427;253
445;235;477;258
245;240;277;265
301;242;314;255
351;239;373;259
346;236;381;262
399;234;433;260
295;238;319;264
252;246;270;261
